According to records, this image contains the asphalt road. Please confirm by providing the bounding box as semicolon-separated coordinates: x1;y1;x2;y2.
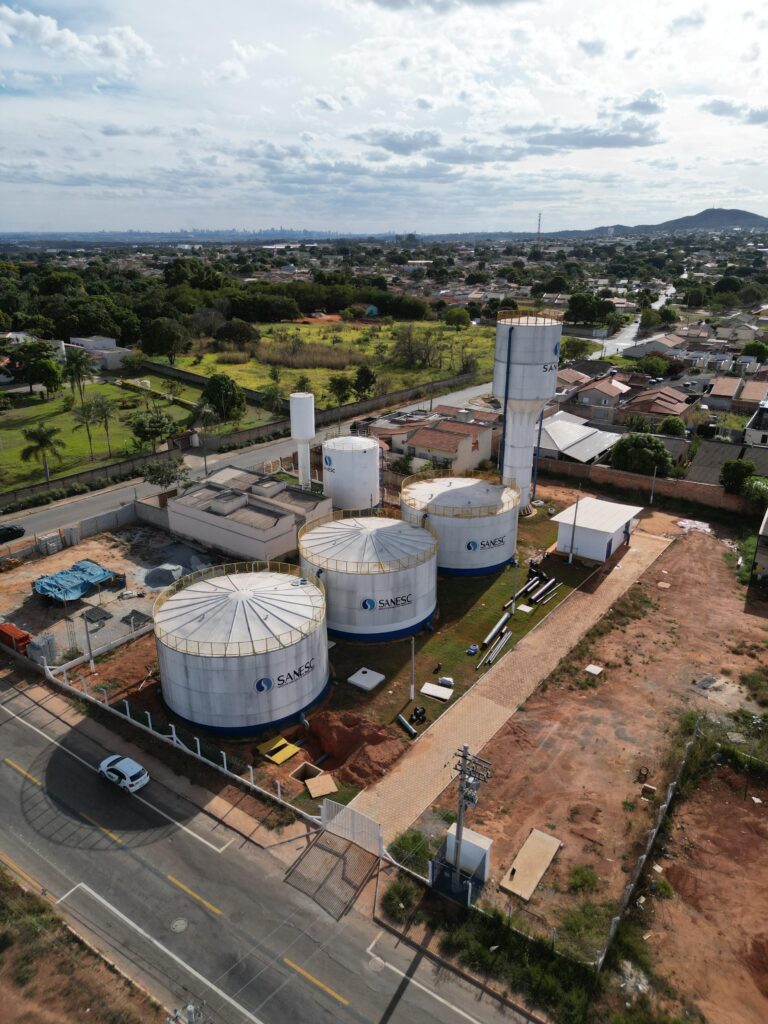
0;683;525;1024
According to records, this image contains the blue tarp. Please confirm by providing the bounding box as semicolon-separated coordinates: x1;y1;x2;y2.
34;560;114;603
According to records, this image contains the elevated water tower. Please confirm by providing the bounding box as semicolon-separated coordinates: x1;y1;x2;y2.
290;392;315;489
493;313;562;509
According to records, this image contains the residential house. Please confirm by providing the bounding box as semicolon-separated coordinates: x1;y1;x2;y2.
618;386;693;424
705;376;741;411
622;334;688;359
745;402;768;447
404;420;492;473
733;381;768;416
574;378;631;421
537;411;621;464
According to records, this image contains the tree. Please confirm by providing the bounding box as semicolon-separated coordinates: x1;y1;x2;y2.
36;358;62;397
214;319;258;345
713;276;742;294
268;364;282;385
560;337;592;361
295;374;312;393
20;423;66;483
10;340;60;394
742;476;768;505
638;309;662;335
720;459;755;494
142;317;190;365
142;456;191;491
90;394;119;458
743;340;768;363
565;292;598;324
64;346;95;403
658;305;678;325
73;399;100;461
131;409;174;452
260;383;283;413
391;454;413;474
445;307;470;329
636;354;669;378
611;433;673;476
327;374;352;408
659;415;686;437
623;415;652;433
353;365;376;400
201;373;246;422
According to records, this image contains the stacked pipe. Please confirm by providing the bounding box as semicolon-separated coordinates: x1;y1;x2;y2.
539;581;564;606
529;577;558;604
476;627;508;669
486;631;512;665
482;611;510;649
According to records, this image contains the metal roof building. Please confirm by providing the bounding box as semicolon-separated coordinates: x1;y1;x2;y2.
551;497;644;563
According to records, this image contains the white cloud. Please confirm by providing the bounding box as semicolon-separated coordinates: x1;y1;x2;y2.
578;38;605;57
0;5;153;70
669;9;706;33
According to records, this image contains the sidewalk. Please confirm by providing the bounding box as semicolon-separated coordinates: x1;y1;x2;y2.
351;530;672;842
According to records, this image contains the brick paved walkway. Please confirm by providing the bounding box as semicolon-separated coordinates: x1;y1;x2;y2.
350;531;672;843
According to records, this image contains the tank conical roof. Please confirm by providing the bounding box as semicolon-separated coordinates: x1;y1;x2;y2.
300;516;436;571
154;570;324;655
401;476;518;516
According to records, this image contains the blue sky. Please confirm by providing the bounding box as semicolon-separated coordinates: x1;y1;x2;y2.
1;0;766;232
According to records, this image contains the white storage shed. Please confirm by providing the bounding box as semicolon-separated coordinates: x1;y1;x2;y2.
551;497;643;563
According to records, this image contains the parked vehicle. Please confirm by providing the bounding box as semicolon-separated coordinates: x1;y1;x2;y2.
0;524;25;544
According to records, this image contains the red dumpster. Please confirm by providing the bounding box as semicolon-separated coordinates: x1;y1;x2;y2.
0;623;32;655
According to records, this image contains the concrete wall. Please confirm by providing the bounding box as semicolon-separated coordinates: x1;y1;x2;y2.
537;457;756;514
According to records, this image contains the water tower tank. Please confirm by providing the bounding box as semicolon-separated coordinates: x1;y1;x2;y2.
298;514;437;641
493;313;562;507
153;563;329;734
322;436;381;510
400;475;519;575
290;392;315;488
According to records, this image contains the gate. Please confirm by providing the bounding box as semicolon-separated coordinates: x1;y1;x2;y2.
321;799;384;857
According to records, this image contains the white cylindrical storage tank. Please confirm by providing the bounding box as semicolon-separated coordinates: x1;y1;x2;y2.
400;475;520;575
322;436;381;510
290;392;315;440
153;563;329;735
299;515;437;641
493;314;562;507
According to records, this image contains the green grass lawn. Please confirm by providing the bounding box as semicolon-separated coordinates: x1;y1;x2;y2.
325;503;593;730
0;382;192;490
149;321;497;404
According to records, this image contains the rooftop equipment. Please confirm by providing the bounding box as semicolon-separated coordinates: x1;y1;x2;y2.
493;313;563;510
153;562;329;734
400;473;519;575
298;513;437;641
290;392;315;489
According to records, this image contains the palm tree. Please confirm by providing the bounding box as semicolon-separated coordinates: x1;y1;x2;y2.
73;399;99;461
90;394;118;458
20;424;66;484
64;347;95;405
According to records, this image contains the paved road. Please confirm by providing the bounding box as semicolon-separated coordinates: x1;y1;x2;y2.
0;683;524;1024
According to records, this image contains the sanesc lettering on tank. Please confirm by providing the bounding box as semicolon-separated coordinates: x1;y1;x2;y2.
361;594;413;610
255;657;316;693
466;536;506;552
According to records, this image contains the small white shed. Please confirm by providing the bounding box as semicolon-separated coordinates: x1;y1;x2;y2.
552;497;643;562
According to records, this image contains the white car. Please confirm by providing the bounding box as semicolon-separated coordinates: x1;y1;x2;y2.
98;754;150;793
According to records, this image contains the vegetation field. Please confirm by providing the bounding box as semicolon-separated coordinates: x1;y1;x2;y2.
0;381;191;490
155;320;497;405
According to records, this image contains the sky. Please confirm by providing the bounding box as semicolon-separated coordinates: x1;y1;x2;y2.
1;0;767;233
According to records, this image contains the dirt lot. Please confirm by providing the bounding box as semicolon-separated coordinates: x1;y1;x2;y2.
420;484;768;962
0;526;209;664
648;765;768;1024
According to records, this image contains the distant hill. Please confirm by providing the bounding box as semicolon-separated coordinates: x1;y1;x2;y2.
553;208;768;238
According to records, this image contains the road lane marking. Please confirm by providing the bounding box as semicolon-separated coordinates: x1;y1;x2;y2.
4;757;42;786
365;933;486;1024
0;699;231;853
79;811;123;844
282;957;349;1006
0;849;56;904
167;875;222;916
58;883;266;1024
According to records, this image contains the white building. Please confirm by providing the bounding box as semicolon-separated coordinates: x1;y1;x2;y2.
551;497;643;562
68;335;132;370
167;466;332;561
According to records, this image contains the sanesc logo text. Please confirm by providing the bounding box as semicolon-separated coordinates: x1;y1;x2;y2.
255;658;315;693
361;595;413;610
467;536;506;551
324;455;335;472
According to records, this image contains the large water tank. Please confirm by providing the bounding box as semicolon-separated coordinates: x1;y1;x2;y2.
153;563;329;734
493;314;562;507
400;475;520;575
298;515;437;641
322;436;381;510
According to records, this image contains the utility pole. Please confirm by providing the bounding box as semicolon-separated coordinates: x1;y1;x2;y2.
650;463;658;505
451;744;492;897
536;211;541;244
409;635;416;703
568;488;581;565
83;613;95;673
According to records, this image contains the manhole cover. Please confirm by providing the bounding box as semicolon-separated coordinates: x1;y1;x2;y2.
170;918;188;933
367;956;385;973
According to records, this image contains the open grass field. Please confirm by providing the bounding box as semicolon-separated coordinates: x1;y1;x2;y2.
111;372;275;430
0;381;191;490
153;320;498;403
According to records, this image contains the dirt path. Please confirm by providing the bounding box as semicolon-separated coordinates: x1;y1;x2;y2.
351;528;671;841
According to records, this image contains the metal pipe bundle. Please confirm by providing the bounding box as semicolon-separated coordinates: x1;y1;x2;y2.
486;631;512;665
476;628;507;669
539;582;564;606
482;611;511;648
530;577;558;604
